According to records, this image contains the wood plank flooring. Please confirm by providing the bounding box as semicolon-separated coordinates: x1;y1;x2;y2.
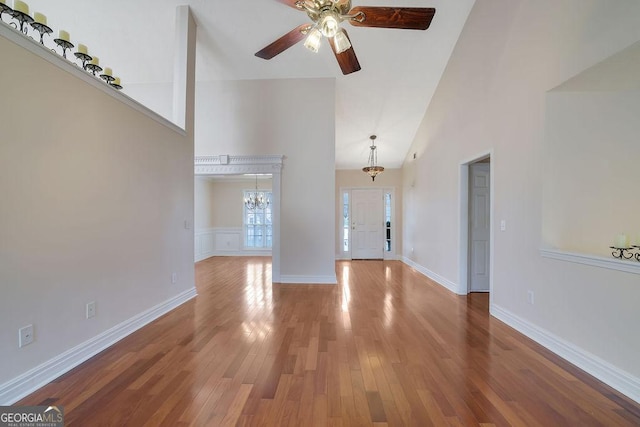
19;257;640;426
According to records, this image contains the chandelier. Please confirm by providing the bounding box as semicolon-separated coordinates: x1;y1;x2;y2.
362;135;384;181
244;175;269;211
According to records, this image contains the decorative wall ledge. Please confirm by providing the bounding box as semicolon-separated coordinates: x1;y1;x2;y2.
540;248;640;275
0;22;185;136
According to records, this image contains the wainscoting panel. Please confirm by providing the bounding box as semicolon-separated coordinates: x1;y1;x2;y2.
195;228;271;261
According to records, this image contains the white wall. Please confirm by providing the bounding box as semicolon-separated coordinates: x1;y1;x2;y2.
402;0;640;400
543;90;640;254
0;31;194;399
195;79;336;283
194;177;216;229
125;82;173;122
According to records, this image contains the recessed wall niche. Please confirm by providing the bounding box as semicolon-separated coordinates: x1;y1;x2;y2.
542;41;640;257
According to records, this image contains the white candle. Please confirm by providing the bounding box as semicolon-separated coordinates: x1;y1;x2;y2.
90;56;99;66
614;234;629;249
77;44;88;55
103;67;112;77
112;77;121;85
13;0;29;14
58;30;70;42
34;12;46;25
634;233;640;247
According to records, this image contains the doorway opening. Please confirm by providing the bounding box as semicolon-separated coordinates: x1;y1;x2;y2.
459;153;493;302
194;155;283;281
341;187;395;260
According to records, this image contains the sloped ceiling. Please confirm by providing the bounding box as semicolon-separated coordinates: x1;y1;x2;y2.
20;0;475;169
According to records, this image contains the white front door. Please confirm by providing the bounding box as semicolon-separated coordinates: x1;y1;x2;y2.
351;189;384;259
469;163;490;292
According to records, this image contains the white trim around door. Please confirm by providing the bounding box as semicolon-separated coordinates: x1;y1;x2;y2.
195;155;283;282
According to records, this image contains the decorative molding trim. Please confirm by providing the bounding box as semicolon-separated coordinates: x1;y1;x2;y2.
194;155;284;175
195;228;271;261
540;248;640;275
0;287;197;405
0;23;185;136
491;304;640;404
278;275;338;285
195;155;285;165
401;256;463;295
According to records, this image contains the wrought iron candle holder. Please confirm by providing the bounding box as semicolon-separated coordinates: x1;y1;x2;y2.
0;3;13;23
30;21;52;44
10;9;33;34
1;5;124;90
74;51;92;70
54;38;74;59
609;246;635;260
85;62;102;76
634;246;640;262
100;73;115;84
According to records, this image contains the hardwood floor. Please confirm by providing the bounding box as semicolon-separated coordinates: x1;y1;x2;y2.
19;257;640;426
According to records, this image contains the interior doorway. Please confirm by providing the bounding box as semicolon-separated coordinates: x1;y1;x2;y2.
468;160;490;292
459;154;493;299
194;155;283;281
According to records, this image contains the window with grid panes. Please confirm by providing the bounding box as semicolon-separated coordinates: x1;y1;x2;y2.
243;191;273;248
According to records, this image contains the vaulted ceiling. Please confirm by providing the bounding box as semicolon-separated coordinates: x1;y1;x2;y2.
22;0;474;169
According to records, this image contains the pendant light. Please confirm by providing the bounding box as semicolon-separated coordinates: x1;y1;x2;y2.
244;175;269;211
362;135;384;181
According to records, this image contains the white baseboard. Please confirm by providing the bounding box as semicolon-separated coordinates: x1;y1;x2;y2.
401;256;463;294
334;254;401;261
491;304;640;404
196;251;271;262
0;287;197;405
278;274;338;285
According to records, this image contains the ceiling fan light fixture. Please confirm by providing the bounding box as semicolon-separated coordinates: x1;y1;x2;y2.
333;29;351;54
304;27;322;53
319;13;339;38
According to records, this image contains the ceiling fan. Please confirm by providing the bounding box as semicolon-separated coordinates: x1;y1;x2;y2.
255;0;436;75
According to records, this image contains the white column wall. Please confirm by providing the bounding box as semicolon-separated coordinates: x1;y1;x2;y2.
195;79;337;284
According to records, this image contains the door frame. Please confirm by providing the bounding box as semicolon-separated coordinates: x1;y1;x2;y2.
458;151;494;300
195;155;283;281
339;186;396;261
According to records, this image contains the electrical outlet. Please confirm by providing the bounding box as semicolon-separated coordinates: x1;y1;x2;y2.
19;324;34;348
171;272;177;284
527;290;535;305
86;301;96;319
500;220;507;232
184;220;191;230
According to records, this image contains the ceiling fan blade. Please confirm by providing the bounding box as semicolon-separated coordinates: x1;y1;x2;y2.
328;30;361;75
348;7;435;30
255;24;311;60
